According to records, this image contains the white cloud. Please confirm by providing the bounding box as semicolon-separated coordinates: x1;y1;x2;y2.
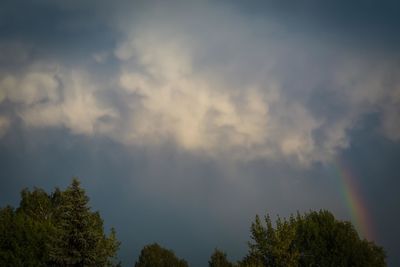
1;2;400;167
110;5;400;165
1;72;59;105
0;64;117;136
113;29;325;165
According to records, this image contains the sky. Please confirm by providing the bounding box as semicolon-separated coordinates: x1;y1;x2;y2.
0;0;399;266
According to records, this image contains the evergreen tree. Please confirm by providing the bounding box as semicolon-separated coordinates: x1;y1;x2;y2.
0;178;120;267
50;178;120;266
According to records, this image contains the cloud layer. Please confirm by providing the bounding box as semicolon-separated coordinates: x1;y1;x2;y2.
1;1;400;166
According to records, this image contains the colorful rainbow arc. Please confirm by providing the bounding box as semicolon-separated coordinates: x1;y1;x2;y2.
334;158;375;241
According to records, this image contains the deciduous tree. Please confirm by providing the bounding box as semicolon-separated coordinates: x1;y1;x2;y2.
209;248;235;267
134;243;188;267
243;210;386;267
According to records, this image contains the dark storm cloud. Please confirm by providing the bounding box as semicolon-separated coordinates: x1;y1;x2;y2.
1;1;400;266
0;0;117;63
229;0;400;52
3;0;400;54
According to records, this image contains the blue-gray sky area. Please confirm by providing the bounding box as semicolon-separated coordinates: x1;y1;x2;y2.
0;1;400;266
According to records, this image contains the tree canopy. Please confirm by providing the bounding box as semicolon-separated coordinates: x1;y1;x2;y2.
241;210;386;267
0;178;120;267
0;179;387;267
208;248;235;267
134;243;188;267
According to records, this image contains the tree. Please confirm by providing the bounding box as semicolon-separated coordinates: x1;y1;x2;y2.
244;214;299;267
243;210;386;267
295;210;386;267
49;178;120;266
209;248;235;267
134;243;188;267
0;201;56;266
0;178;120;267
0;206;26;266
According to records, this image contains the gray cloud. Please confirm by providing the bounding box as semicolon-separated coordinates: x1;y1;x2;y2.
1;1;400;166
1;1;400;266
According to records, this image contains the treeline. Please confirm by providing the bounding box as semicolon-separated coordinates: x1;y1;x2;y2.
0;179;119;266
0;179;386;267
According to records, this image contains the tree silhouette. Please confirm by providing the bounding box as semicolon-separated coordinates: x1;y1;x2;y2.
134;243;188;267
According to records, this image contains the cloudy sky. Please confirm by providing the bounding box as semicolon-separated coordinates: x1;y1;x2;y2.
1;0;399;266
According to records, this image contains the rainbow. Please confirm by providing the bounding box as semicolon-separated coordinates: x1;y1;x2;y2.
334;158;375;241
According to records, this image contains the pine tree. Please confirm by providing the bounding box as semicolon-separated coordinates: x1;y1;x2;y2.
49;178;119;266
0;178;120;266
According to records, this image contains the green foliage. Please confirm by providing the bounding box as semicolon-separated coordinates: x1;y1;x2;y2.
0;203;56;266
0;179;388;267
209;248;235;267
0;178;120;267
49;178;120;266
134;243;188;267
238;256;264;267
242;210;386;267
294;210;386;267
0;206;48;266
